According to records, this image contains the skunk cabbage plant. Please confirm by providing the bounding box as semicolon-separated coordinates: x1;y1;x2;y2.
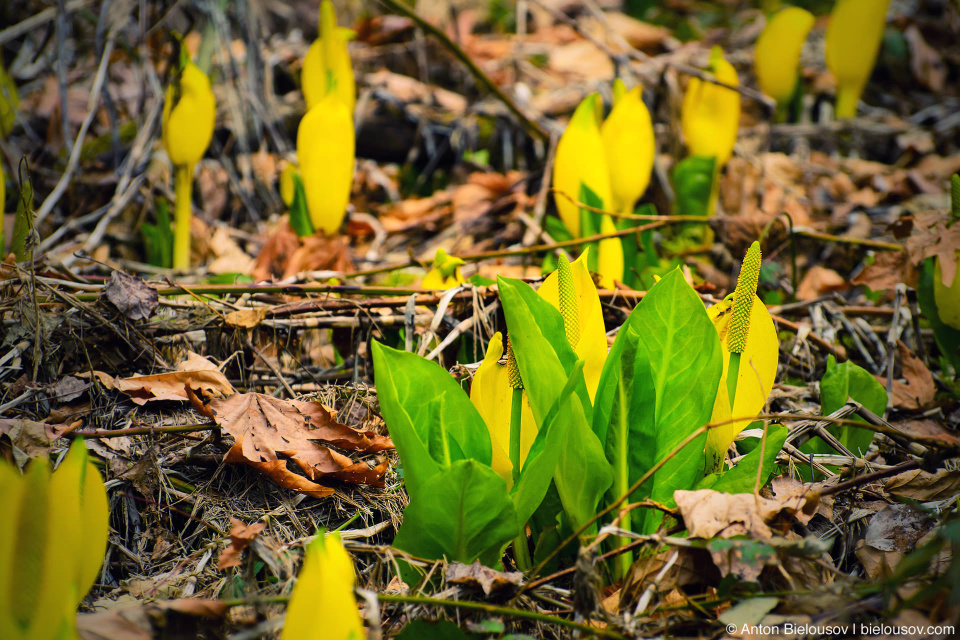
162;59;216;269
825;0;891;118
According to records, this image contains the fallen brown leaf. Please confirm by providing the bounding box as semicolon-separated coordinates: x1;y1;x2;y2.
99;271;159;321
875;341;935;410
905;210;960;286
796;266;848;301
218;518;267;569
446;560;523;596
855;504;938;580
78;599;227;640
196;392;393;498
83;367;234;405
883;468;960;501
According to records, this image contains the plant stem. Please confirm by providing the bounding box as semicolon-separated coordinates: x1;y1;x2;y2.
508;386;531;572
509;387;522;484
172;163;193;269
376;593;627;639
835;84;859;119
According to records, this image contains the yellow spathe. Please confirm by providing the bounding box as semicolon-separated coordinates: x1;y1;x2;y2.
596;215;624;290
162;62;216;169
825;0;891;118
754;7;815;106
934;255;960;330
681;47;740;167
302;24;356;113
282;533;364;640
538;250;607;401
552;93;611;237
0;439;109;640
279;162;299;207
704;295;779;472
470;333;537;487
422;248;465;290
601;80;655;214
297;93;355;235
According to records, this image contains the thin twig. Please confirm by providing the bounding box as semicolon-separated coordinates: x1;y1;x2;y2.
35;31;117;226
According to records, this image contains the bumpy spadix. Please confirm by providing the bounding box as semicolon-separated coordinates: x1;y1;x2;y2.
704;241;778;473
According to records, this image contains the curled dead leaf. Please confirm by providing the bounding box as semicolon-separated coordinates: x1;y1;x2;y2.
218;518;267;570
196;392;393;499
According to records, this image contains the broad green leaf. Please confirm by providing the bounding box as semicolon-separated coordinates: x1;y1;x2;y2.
498;276;611;533
283;533;363;640
596;269;721;534
801;355;887;478
510;360;584;527
392;459;518;564
372;342;491;500
672;155;715;217
698;424;788;493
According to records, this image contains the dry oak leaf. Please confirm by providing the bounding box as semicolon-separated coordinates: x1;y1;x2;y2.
218;518;267;570
82;367;234;405
674;485;816;541
446;561;523;596
198;393;393;499
905;210;960;286
251;219;355;281
100;271;159;321
883;468;960;502
875;341;935;410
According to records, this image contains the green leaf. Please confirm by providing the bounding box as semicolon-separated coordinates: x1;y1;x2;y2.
11;174;34;262
392;459;519;564
371;342;491;500
672;155;715;217
699;424;788;493
510;360;583;526
397;620;475;640
497;276;611;533
595;269;721;534
917;258;960;372
800;354;887;479
142;200;174;268
288;173;315;237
